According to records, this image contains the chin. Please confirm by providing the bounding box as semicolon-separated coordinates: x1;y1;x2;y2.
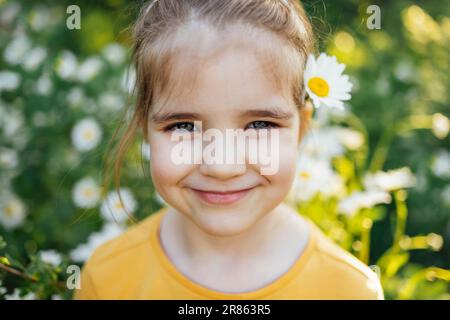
191;207;264;237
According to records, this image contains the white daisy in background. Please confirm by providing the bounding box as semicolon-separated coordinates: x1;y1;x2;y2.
5;289;36;300
432;113;449;140
77;57;103;83
22;47;47;71
55;51;78;80
431;149;450;179
0;71;20;91
71;118;102;152
72;177;101;209
338;190;392;217
0;193;27;230
67;87;86;108
70;223;125;262
102;43;127;66
3;33;31;65
0;148;18;170
291;157;345;202
441;184;450;207
304;53;352;109
100;188;137;223
363;167;416;192
35;72;53;95
0;280;7;296
38;250;62;267
98;91;124;112
336;127;365;150
301;126;345;161
142;142;151;161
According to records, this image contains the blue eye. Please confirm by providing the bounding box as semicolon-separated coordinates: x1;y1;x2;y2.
165;122;198;132
246;121;278;130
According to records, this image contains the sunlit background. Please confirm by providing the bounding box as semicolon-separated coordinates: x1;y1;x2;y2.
0;0;449;299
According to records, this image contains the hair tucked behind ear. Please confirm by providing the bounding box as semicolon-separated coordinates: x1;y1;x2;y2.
103;0;316;208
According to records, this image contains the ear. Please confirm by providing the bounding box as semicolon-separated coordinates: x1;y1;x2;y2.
298;100;313;143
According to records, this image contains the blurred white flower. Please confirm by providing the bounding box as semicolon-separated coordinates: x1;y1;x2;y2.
0;280;6;295
291;157;345;202
5;289;36;300
72;177;101;209
441;184;450;207
102;43;126;66
99;92;124;112
301;126;345;161
70;223;125;262
55;51;78;80
71;118;102;152
28;7;58;31
3;34;31;65
23;47;47;71
337;128;364;150
432;113;449;139
364;167;416;192
142;142;151;161
38;250;62;267
394;60;415;82
1;108;23;137
0;193;27;230
0;71;20;91
35;73;53;95
77;57;103;82
338;190;392;216
0;3;21;26
51;294;62;300
304;53;352;109
431;149;450;179
0;148;18;169
100;188;137;222
67;87;86;107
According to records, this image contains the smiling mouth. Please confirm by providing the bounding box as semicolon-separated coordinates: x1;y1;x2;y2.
190;187;256;205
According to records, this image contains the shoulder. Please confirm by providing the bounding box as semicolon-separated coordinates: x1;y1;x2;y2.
87;210;163;266
306;220;384;300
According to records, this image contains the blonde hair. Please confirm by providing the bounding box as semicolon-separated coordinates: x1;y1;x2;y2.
104;0;316;205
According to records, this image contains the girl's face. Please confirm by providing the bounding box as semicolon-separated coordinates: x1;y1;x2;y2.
148;41;301;236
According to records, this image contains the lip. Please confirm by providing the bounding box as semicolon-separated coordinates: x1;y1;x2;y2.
190;187;255;205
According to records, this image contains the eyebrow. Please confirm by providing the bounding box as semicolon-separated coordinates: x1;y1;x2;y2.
150;112;202;124
240;108;293;120
150;107;293;124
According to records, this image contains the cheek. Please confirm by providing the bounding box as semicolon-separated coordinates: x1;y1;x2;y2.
149;133;194;192
265;131;298;191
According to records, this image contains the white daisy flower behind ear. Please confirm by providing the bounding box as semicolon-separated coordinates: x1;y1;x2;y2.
304;53;352;109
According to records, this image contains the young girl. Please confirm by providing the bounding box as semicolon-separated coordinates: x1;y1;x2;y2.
74;0;383;299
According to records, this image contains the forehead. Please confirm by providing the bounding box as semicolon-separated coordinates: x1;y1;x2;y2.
151;21;301;115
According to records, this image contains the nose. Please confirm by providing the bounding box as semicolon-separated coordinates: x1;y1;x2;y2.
199;162;247;180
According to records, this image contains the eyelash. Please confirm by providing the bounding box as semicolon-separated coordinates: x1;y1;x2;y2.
164;121;279;132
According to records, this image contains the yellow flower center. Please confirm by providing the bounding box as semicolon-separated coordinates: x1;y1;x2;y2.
4;205;14;217
308;77;329;97
83;188;94;198
299;171;311;180
83;129;93;141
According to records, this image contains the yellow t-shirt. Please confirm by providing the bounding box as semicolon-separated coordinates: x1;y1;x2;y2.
74;208;384;300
